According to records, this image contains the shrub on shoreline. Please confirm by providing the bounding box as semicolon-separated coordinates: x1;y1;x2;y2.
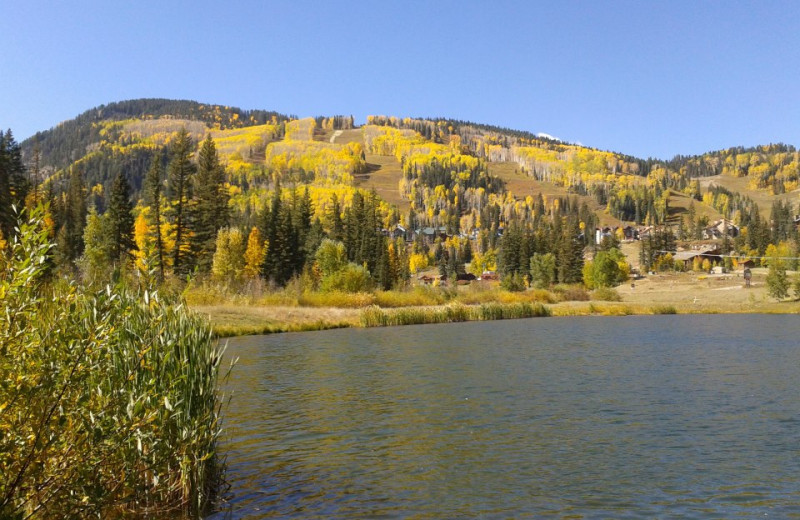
0;207;227;518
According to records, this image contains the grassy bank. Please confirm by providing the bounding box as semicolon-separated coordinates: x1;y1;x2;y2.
360;301;551;327
193;270;800;337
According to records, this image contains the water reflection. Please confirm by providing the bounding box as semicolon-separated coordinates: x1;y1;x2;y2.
211;315;800;518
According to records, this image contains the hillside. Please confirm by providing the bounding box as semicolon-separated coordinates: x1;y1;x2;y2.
14;98;799;264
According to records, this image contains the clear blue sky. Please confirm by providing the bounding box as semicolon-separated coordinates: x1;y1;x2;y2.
2;0;799;159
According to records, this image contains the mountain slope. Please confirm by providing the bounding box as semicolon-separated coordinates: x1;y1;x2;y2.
17;98;799;229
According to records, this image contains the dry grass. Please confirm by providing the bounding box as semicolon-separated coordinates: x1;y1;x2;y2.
332;129;364;145
616;269;800;313
489;162;623;227
193;304;361;337
698;174;800;215
667;189;722;224
191;269;800;337
354;153;409;210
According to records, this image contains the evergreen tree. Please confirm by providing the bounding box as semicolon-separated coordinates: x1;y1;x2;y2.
498;223;524;277
304;217;326;265
0;129;28;238
56;167;87;265
262;185;298;285
167;128;196;275
291;187;313;270
767;259;789;300
376;241;393;290
145;156;166;280
557;217;584;284
0;133;11;237
107;173;136;261
328;193;344;241
192;135;228;271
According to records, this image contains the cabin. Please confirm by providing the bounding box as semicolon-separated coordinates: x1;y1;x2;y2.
389;224;412;241
673;251;703;270
672;245;722;270
622;226;639;240
638;226;654;239
595;227;614;244
418;274;444;285
415;226;448;244
457;273;477;282
702;219;739;240
479;271;499;281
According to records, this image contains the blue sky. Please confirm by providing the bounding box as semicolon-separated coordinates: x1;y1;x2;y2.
1;0;799;159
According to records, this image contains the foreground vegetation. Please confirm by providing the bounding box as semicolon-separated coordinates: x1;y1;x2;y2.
0;208;228;518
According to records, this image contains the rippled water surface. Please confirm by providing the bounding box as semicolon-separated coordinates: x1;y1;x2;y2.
210;315;800;518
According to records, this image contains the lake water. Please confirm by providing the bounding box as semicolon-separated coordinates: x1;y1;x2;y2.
210;315;800;519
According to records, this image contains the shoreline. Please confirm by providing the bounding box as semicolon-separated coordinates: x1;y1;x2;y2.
199;299;800;338
195;270;800;338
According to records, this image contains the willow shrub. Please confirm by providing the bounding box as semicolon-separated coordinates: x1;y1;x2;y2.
0;206;229;519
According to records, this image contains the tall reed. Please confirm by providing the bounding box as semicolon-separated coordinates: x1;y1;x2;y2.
360;302;551;327
0;207;228;518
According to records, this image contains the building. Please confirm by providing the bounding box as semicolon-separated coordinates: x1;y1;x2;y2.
702;219;739;240
414;226;448;244
672;245;722;270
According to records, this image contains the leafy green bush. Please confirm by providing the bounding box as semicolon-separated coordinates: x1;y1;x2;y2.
500;272;527;292
0;207;228;518
591;287;622;301
320;262;373;293
553;284;590;301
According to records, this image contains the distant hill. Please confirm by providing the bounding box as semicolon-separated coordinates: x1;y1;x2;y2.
665;143;800;194
20;99;294;195
21;99;289;168
16;98;799;226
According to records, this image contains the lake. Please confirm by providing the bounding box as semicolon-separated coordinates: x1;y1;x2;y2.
210;315;800;518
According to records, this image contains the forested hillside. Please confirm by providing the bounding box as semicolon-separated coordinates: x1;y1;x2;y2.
2;98;798;300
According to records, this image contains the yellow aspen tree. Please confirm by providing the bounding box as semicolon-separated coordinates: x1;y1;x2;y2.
133;212;150;271
243;227;266;279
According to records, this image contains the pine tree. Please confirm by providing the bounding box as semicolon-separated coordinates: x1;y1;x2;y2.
0;132;11;237
0;129;28;238
767;259;789;300
57;167;87;266
328;193;344;241
291;187;312;271
168;128;196;275
262;185;298;285
107;173;136;261
192;135;228;272
557;217;584;284
145;156;166;280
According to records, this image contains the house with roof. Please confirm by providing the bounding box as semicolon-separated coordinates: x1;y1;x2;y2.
414;226;448;244
702;219;739;240
672;245;722;270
